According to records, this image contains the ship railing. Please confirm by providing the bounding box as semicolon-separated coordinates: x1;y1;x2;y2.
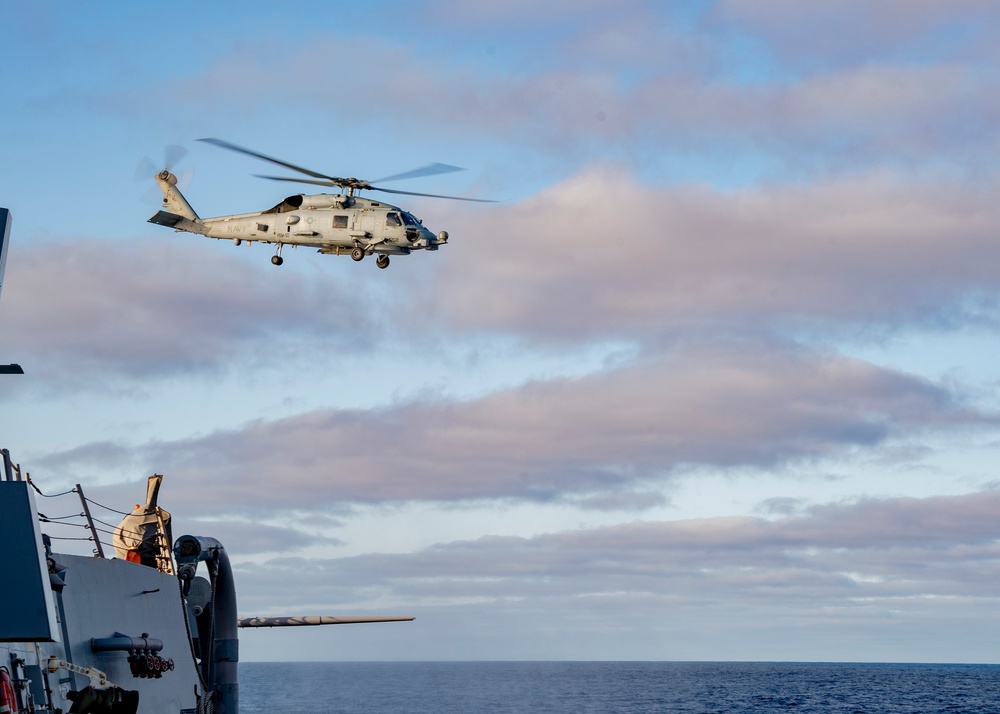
1;448;174;574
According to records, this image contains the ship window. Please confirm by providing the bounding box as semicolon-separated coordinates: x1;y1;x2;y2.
333;215;348;228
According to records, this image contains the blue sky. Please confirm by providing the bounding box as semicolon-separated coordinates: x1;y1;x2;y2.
3;0;1000;662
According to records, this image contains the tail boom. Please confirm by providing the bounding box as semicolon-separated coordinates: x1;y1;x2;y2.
148;170;207;234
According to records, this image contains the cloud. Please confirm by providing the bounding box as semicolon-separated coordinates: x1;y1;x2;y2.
421;0;632;29
33;340;992;512
327;489;1000;594
231;488;1000;660
100;6;1000;182
711;0;1000;68
243;488;1000;604
425;169;1000;342
180;519;342;555
0;238;383;385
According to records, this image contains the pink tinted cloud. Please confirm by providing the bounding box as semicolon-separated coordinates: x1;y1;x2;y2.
0;238;381;379
426;169;1000;341
41;341;988;511
712;0;1000;66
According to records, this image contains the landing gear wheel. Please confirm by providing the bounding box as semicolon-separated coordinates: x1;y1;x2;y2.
351;247;366;261
271;255;283;266
376;255;390;269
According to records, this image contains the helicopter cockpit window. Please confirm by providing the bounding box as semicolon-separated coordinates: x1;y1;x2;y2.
386;212;402;227
401;212;420;226
263;195;303;214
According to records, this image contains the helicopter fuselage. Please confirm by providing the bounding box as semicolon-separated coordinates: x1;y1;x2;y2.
200;194;446;256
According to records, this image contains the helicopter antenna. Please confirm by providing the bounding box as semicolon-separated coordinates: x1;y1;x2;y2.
0;207;24;374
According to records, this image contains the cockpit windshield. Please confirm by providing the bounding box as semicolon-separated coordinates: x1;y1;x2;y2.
400;212;420;226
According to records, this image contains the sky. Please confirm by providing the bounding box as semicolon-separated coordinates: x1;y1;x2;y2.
2;0;1000;663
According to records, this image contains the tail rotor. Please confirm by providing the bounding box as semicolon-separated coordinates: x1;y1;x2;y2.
135;145;193;204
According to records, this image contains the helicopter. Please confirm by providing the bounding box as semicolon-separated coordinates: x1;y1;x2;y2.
147;138;492;268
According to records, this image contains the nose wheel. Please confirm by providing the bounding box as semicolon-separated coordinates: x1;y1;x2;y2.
376;255;390;269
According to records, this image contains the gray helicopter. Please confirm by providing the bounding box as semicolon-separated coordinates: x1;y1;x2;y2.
147;139;492;268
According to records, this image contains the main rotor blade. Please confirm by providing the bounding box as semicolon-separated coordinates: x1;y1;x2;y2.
198;138;337;182
260;175;493;201
370;185;496;203
255;174;340;187
201;138;493;200
373;163;464;184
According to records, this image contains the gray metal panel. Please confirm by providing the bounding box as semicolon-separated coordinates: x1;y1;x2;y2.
0;207;10;301
0;481;59;641
56;554;200;713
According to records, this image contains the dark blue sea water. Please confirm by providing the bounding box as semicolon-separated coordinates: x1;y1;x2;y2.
238;661;1000;713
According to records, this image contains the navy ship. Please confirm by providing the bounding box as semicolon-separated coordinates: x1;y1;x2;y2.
0;451;413;714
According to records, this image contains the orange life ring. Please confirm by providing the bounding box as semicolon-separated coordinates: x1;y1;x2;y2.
0;668;17;714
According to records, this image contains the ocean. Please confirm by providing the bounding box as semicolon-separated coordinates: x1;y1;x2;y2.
238;661;1000;713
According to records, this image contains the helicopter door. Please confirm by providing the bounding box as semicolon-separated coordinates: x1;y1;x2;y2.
360;213;377;234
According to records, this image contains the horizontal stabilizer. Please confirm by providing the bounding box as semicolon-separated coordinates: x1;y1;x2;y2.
147;211;208;235
148;210;185;227
237;615;414;628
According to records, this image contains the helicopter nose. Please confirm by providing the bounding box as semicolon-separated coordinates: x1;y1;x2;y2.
412;228;434;246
